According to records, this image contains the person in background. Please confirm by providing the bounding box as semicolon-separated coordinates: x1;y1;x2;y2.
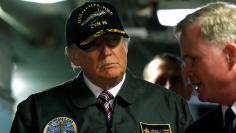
143;53;192;100
10;1;193;133
175;1;236;133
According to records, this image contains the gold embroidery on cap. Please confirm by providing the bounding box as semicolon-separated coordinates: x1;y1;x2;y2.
78;4;101;24
101;6;113;15
80;28;126;46
78;4;113;25
90;20;108;28
107;29;126;34
80;30;105;45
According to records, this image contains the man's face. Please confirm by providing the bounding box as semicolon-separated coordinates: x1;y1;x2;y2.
74;34;128;84
155;60;187;98
180;23;230;102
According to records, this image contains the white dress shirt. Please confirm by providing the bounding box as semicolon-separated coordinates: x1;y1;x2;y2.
83;73;126;106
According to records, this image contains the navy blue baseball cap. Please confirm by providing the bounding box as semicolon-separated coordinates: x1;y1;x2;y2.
66;2;129;50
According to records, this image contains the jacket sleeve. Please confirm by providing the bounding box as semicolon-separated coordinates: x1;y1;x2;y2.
10;95;36;133
177;98;194;133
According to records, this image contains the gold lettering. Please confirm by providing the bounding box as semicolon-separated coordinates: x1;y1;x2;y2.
102;6;113;15
90;21;101;28
90;21;108;28
78;14;83;24
81;3;101;14
102;21;107;25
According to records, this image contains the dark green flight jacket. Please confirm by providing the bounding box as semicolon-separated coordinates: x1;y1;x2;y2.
11;72;193;133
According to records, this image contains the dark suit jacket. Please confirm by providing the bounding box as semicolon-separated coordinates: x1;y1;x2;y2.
11;72;193;133
186;105;236;133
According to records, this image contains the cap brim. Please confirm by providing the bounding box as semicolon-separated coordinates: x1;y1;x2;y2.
78;29;129;50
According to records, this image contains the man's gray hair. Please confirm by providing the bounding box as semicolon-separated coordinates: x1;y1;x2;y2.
175;1;236;47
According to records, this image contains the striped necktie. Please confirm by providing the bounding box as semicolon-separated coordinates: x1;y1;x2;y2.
98;90;114;125
224;107;236;133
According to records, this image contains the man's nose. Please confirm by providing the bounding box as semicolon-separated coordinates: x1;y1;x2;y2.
100;42;112;56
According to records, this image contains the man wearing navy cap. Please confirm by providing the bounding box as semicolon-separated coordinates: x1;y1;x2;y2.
11;2;193;133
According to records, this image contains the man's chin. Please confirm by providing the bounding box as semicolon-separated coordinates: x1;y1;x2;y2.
198;93;209;103
100;71;124;79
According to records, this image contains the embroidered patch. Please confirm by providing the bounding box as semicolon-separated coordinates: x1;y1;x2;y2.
43;117;77;133
140;122;172;133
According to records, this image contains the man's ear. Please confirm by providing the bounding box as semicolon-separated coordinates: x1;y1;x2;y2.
224;42;236;69
124;44;128;54
65;46;80;66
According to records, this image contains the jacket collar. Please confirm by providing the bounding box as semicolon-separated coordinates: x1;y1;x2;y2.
68;71;140;108
68;73;98;108
116;71;139;105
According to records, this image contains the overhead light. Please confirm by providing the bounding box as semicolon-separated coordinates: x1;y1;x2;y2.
157;9;197;27
20;0;65;4
156;1;204;27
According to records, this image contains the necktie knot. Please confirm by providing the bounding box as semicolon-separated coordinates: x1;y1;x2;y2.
98;90;114;103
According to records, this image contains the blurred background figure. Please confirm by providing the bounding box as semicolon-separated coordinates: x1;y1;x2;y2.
143;53;217;121
143;53;192;100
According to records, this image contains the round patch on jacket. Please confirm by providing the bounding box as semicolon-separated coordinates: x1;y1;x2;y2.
43;117;77;133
